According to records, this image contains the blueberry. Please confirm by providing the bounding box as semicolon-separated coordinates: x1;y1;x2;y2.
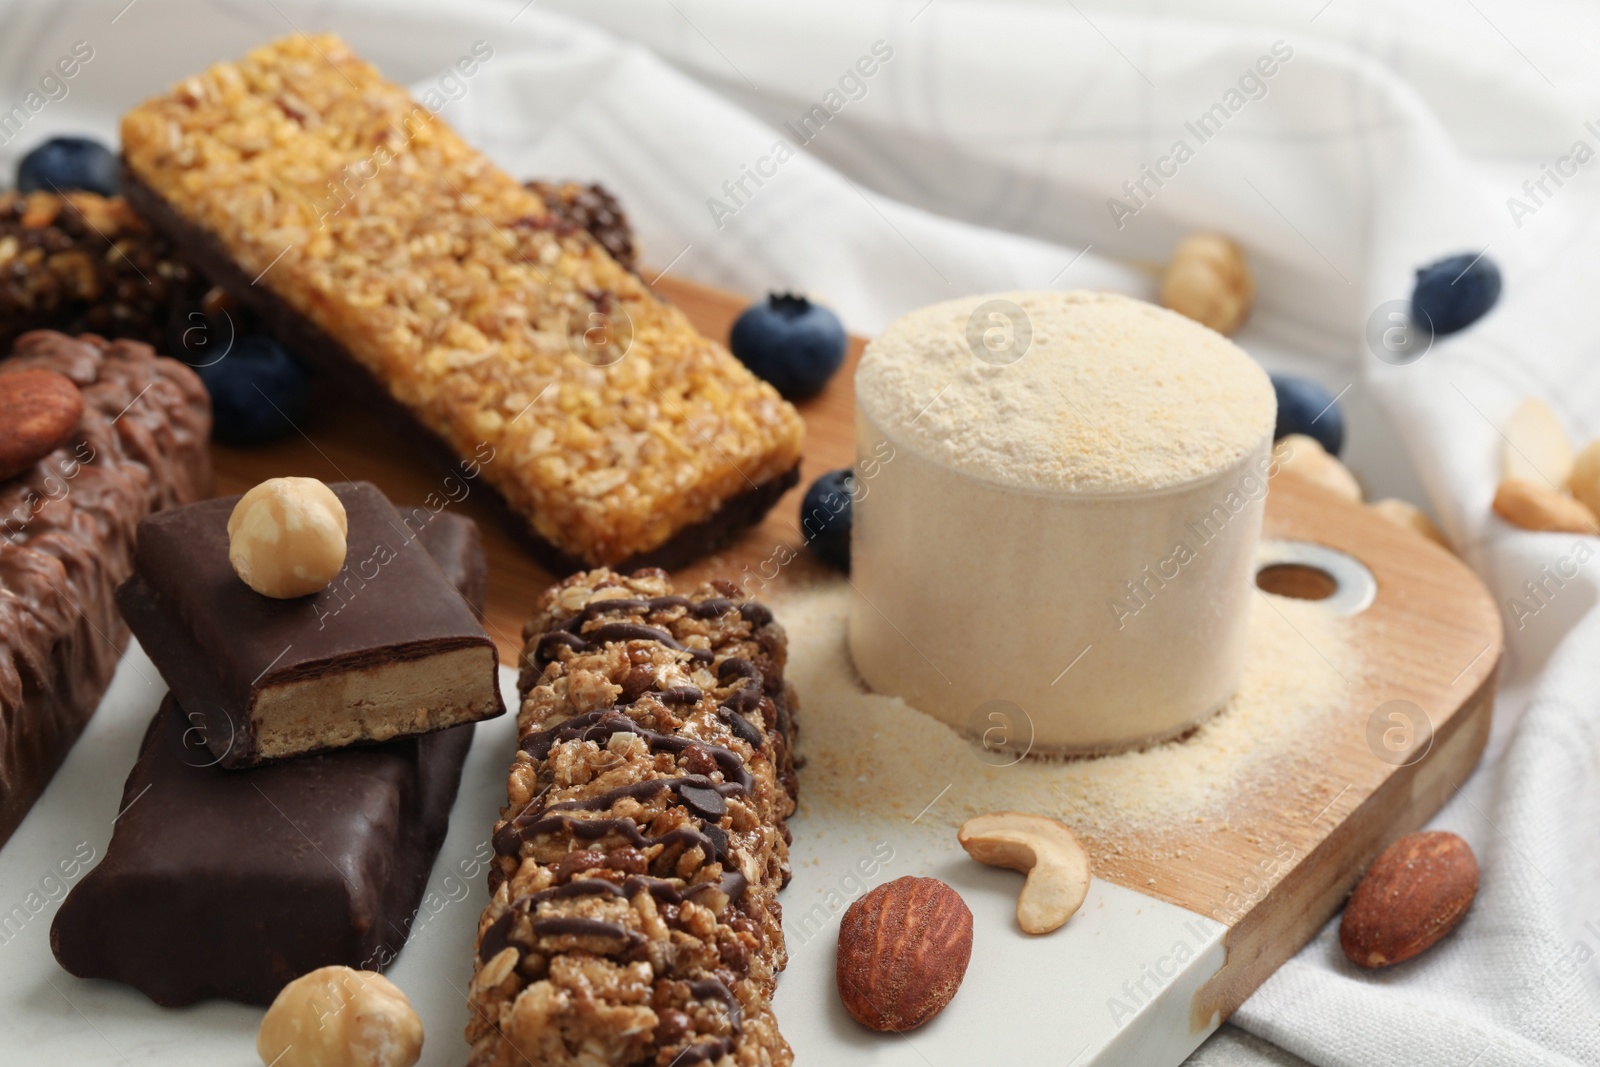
799;468;854;571
197;336;308;445
1270;373;1344;456
1411;252;1500;336
17;136;119;197
729;293;847;401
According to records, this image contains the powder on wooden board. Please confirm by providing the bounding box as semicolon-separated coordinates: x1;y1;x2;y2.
774;578;1362;850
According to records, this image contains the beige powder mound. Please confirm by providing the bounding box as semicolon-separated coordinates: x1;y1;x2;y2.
854;290;1276;494
776;579;1361;839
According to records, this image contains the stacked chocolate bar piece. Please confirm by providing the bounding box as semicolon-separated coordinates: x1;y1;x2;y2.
467;568;799;1066
51;482;506;1005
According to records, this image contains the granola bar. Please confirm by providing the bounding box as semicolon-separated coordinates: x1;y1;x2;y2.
0;184;637;359
467;568;798;1066
0;331;211;846
0;191;205;352
121;35;805;571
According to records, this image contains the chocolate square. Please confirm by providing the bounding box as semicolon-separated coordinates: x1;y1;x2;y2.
116;481;502;767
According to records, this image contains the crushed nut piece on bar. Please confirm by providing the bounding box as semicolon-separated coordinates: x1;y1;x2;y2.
122;36;804;569
468;568;798;1066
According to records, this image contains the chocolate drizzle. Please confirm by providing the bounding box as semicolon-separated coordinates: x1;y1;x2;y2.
521;711;753;790
670;978;744;1064
716;706;764;750
687;977;743;1033
533;595;775;667
537;775;741;819
494;812;725;864
528;916;644;947
535;623;712;666
478;871;751;963
716;658;764;687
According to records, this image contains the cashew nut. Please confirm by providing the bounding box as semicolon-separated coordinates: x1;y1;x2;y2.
957;811;1090;935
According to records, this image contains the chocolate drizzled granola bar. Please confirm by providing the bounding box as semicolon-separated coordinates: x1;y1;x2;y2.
121;35;804;570
468;568;798;1066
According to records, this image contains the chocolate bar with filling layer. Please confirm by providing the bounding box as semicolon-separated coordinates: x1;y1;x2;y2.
0;331;210;849
116;481;502;768
51;512;488;1007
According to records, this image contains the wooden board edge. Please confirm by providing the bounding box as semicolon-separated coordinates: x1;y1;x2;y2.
1189;654;1500;1027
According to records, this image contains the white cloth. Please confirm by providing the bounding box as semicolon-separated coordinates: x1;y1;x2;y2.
3;1;1599;1063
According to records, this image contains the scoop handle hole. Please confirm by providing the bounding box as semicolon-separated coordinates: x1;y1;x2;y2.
1256;562;1338;600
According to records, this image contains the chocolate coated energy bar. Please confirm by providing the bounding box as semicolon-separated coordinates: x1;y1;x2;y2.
116;481;503;768
51;512;487;1006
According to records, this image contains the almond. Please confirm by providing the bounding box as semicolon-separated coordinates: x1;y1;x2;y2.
1339;830;1478;968
0;367;83;481
1492;477;1598;534
836;876;972;1032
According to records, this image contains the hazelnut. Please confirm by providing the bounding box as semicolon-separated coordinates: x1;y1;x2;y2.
1273;434;1361;502
228;477;348;599
257;966;422;1067
1160;233;1253;335
1369;498;1450;549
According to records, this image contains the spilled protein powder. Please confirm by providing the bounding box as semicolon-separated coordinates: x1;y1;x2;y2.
774;579;1365;861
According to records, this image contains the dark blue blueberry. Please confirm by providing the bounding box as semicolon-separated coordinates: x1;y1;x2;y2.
799;468;853;572
1271;373;1344;456
17;136;119;197
729;293;847;401
197;336;308;446
1411;253;1500;336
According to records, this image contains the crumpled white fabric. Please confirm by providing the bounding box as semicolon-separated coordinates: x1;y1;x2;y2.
4;0;1598;1063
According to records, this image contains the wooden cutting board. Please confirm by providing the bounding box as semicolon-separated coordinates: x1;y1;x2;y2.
208;274;1502;1056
